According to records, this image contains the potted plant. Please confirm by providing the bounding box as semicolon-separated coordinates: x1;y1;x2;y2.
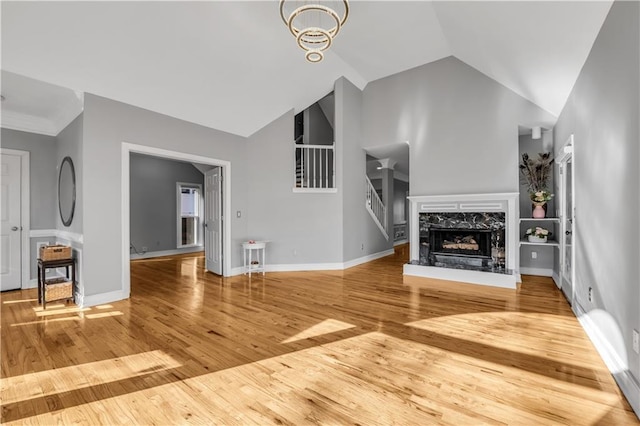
525;226;550;243
519;152;554;217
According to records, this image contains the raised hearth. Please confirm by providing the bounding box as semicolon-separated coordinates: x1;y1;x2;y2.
403;193;519;289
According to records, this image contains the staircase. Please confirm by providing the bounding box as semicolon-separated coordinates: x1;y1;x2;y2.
365;175;389;240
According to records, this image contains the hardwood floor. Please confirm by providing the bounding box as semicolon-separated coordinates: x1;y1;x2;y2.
1;245;638;425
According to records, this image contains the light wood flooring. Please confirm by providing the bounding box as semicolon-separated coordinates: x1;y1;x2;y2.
1;245;638;425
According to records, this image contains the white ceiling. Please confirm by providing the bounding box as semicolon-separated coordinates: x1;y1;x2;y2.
1;1;612;138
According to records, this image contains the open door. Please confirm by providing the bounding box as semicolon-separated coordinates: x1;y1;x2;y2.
559;136;575;305
205;167;222;275
1;153;22;291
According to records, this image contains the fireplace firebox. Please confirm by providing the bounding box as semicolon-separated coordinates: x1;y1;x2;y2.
429;228;492;258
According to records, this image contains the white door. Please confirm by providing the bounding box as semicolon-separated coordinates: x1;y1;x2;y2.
204;168;222;275
560;153;575;304
1;154;22;291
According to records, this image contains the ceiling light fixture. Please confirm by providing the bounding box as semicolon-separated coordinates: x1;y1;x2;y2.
279;0;349;63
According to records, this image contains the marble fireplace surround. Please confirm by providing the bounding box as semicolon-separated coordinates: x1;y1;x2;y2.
403;193;520;289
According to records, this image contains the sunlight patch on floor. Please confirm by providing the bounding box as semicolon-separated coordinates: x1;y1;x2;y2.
1;350;182;406
85;311;124;319
404;311;600;370
2;298;38;305
281;318;356;343
34;306;92;317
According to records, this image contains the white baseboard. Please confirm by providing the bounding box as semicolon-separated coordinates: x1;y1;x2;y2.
228;248;395;276
80;290;129;308
229;267;244;276
130;247;204;260
519;267;553;277
552;271;560;288
343;249;395;269
394;239;408;246
25;279;38;289
575;303;640;419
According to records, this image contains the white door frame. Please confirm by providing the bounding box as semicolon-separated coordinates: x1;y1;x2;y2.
557;134;575;307
121;143;232;297
1;148;30;289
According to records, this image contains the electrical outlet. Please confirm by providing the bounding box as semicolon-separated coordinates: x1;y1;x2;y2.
633;330;639;354
142;246;148;253
531;251;537;259
237;210;241;218
361;243;364;251
293;249;297;256
588;287;593;302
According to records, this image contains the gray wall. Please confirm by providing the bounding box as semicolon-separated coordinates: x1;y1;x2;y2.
393;179;409;224
307;102;333;146
246;109;343;265
362;56;557;196
56;114;83;234
129;153;204;253
554;0;640;388
81;94;248;297
337;77;391;261
1;128;57;229
1;128;58;279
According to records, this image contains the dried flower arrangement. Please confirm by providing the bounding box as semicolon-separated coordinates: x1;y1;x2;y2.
519;152;554;196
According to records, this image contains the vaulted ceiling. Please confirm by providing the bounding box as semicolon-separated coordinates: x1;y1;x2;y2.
1;1;612;138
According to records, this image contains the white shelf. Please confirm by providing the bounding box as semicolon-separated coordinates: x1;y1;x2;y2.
519;238;559;247
519;217;560;223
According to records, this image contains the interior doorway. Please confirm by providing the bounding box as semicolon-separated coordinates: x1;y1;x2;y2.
121;143;232;297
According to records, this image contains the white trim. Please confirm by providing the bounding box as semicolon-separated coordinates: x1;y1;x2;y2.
403;263;517;289
519;267;553;277
1;92;83;137
267;262;345;272
80;290;129;308
552;271;560;288
2;149;30;290
407;192;520;203
575;303;640;418
343;249;395;269
557;134;576;306
122;143;233;304
26;279;38;289
394;239;408;247
130;247;204;260
29;229;84;244
227;248;395;276
292;187;338;194
1;111;58;136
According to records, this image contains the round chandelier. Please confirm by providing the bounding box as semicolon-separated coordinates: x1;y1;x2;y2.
279;0;350;63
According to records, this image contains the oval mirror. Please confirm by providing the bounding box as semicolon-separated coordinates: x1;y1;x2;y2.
58;156;76;227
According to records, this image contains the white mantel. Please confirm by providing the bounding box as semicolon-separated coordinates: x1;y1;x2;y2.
404;192;520;289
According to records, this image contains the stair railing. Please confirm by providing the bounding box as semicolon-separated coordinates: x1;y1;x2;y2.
294;144;335;190
365;175;389;240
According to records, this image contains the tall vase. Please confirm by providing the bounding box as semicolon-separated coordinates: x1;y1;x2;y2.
532;203;546;218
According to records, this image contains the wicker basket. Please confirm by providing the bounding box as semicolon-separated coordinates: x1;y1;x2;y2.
45;278;73;302
40;245;72;261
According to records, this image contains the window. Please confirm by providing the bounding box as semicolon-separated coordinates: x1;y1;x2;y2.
177;184;202;248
